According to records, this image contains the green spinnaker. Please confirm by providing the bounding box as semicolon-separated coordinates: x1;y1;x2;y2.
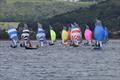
62;30;68;41
50;29;56;43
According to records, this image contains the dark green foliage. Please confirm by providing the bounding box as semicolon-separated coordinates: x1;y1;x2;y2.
47;0;120;38
0;29;8;40
0;0;120;39
0;0;92;22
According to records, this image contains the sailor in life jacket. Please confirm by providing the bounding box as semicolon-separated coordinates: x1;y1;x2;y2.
36;23;46;47
21;24;30;47
7;25;18;48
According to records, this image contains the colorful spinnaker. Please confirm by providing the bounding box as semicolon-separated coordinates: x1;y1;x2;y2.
94;20;105;48
61;26;68;46
7;25;18;48
84;25;92;45
70;24;81;47
50;26;56;45
21;24;31;47
36;23;46;46
94;20;105;41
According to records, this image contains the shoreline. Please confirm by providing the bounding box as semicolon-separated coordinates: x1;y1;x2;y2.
0;39;120;41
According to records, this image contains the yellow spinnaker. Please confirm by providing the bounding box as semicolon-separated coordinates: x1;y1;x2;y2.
62;30;68;41
50;29;56;42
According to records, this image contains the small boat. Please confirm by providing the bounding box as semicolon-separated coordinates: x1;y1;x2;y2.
25;46;38;50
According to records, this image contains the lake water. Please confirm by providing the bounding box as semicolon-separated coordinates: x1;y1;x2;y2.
0;40;120;80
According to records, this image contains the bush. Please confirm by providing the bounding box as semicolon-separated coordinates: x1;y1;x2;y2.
0;29;8;40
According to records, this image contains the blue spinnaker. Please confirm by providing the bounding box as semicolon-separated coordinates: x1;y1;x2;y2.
94;25;105;41
7;27;17;40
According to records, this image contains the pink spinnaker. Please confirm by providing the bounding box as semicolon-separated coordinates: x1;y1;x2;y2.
84;29;92;40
